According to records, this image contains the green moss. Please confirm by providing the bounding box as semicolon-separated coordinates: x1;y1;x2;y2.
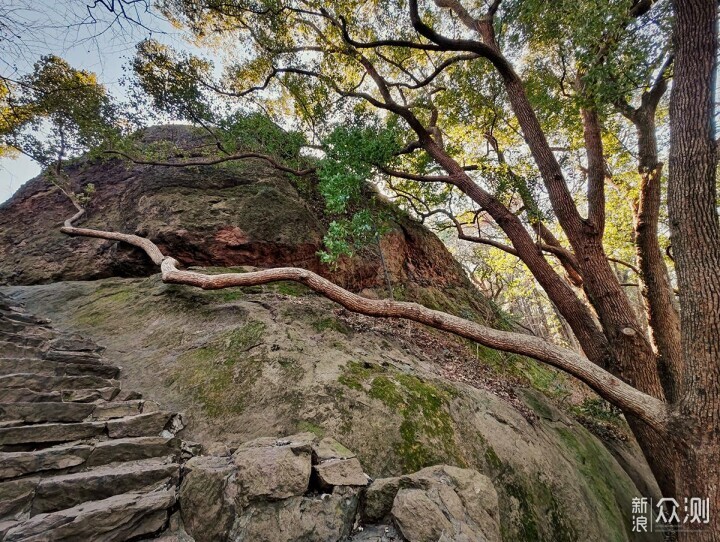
338;362;462;472
555;427;633;541
312;317;350;334
297;420;325;437
484;445;503;471
170;320;267;416
272;281;311;296
368;376;403;408
222;321;266;351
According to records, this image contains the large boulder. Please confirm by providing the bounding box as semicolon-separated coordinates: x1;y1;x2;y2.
363;465;500;542
0;125;489;313
5;277;663;542
179;434;367;542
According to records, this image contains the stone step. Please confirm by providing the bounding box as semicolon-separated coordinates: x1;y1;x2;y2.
0;332;47;349
30;457;180;515
0;388;62;403
0;343;42;360
0;421;106;447
0;476;38;522
0;312;49;326
0;436;181;481
0;410;183;446
0;374;118;393
0;403;94;424
91;400;149;420
0;358;120;379
60;387;121;403
86;436;182;468
47;336;102;353
0;400;157;424
0;386;121;404
2;488;176;542
43;350;102;365
106;411;181;439
0;444;93;481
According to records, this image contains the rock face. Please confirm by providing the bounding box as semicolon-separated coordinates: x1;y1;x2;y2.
365;465;501;542
179;432;499;542
3;277;664;542
0;125;489;310
0;293;187;541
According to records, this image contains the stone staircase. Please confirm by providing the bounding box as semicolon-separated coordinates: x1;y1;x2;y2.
0;294;188;541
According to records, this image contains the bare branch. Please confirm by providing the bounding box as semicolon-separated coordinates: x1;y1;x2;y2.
59;211;668;431
104;150;315;176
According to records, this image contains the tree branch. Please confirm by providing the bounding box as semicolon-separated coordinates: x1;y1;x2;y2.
59;210;668;431
104;150;315;176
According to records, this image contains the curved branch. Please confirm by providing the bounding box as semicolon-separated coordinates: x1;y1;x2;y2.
104;150;316;176
59;212;668;431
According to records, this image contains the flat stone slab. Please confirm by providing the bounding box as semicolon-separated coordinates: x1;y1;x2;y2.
32;458;180;515
43;350;102;365
61;387;120;403
0;388;61;403
0;402;94;424
0;358;119;379
0;444;94;480
0;374;118;392
0;342;42;360
314;458;368;488
107;411;178;438
3;489;176;542
87;437;181;467
0;421;105;446
0;477;39;521
91;400;144;420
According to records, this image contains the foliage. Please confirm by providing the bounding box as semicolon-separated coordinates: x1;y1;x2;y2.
0;55;119;167
316;118;401;263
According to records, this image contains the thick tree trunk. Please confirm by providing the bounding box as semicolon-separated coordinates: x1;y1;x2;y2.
633;112;683;403
669;0;720;539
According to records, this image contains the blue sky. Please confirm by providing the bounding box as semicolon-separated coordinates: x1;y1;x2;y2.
0;1;185;204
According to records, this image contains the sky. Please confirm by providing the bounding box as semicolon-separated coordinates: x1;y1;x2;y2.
0;1;186;204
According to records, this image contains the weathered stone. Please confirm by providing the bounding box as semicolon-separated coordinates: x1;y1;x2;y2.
0;342;41;360
0;421;105;446
0;387;61;403
62;386;120;402
3;489;176;542
0;402;93;424
0;373;117;392
91;400;144;420
0;332;46;348
314;458;368;488
179;456;236;542
43;350;102;364
106;411;179;438
115;389;143;401
390;465;501;542
362;477;400;523
0;478;38;521
31;458;179;515
232;440;312;505
87;437;181;467
392;488;454;542
230;486;360;542
0;358;119;378
0;444;93;480
312;436;356;462
48;335;102;353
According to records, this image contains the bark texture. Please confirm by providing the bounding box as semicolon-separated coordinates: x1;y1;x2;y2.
668;1;720;539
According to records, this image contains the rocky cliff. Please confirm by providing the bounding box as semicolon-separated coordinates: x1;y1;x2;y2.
0;125;661;541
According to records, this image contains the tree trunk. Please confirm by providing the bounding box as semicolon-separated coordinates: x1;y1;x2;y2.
669;0;720;539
